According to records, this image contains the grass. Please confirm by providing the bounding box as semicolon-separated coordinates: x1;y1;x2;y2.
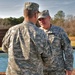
71;41;75;47
69;36;75;47
0;47;2;51
69;36;75;41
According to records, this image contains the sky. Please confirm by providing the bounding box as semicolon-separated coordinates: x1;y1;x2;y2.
0;0;75;18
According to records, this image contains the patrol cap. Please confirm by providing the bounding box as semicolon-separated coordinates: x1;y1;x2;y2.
24;2;39;12
38;10;50;20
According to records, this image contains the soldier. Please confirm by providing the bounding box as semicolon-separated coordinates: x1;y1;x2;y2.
2;3;51;75
38;10;73;75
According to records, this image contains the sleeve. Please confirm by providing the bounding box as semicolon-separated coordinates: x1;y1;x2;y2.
61;29;73;71
2;29;11;53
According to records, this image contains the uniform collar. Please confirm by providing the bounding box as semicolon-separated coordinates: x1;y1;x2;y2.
40;24;52;32
23;21;34;25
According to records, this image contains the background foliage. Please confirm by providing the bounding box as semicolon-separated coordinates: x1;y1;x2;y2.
0;10;75;36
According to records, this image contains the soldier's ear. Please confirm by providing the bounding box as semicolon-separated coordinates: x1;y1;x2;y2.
34;12;38;18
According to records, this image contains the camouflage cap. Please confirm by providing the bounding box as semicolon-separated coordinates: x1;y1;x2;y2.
38;10;50;20
24;2;39;12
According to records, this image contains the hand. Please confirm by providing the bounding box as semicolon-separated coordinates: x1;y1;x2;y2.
66;70;72;75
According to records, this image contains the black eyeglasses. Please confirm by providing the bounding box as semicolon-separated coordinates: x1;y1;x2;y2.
38;18;45;21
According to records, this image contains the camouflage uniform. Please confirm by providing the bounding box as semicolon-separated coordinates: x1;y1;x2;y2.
2;3;51;75
38;10;73;75
2;21;51;75
40;25;73;75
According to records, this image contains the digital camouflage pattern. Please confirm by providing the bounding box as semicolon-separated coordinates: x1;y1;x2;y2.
2;21;51;75
43;70;66;75
38;10;49;20
24;2;39;12
40;25;73;75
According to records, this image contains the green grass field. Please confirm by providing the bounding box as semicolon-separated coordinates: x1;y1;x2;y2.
69;36;75;47
71;41;75;47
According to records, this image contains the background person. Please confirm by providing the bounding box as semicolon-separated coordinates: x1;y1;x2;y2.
38;10;73;75
2;3;51;75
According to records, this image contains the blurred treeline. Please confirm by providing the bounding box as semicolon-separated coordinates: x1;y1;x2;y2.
0;10;75;36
